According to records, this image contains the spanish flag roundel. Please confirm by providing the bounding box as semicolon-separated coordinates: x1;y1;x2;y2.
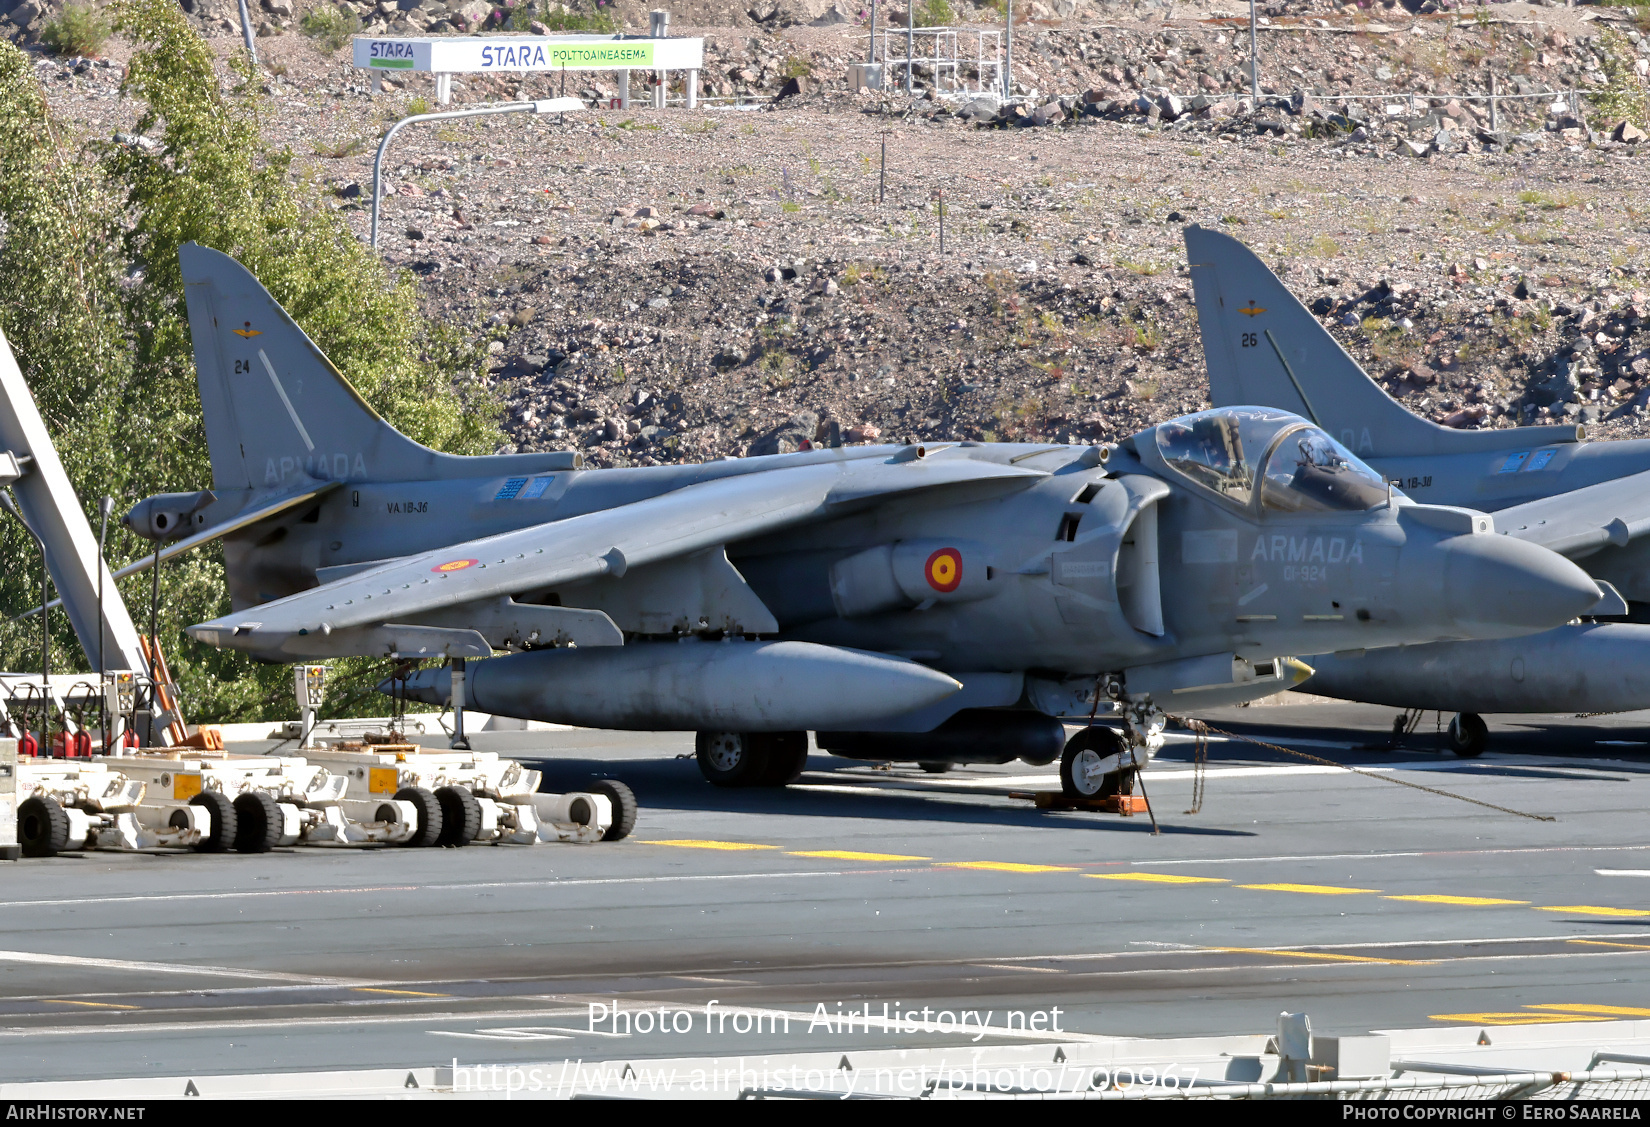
925;547;963;593
432;558;479;574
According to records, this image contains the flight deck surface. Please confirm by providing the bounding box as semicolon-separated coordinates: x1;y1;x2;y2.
4;701;1650;1087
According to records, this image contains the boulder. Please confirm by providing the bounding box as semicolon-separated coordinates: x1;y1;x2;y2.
748;410;821;456
774;75;810;100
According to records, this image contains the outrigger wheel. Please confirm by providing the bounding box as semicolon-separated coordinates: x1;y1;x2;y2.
1448;712;1489;758
1059;726;1128;801
189;789;237;853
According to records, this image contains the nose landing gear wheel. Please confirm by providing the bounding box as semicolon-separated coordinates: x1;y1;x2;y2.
1448;712;1488;758
1060;726;1127;801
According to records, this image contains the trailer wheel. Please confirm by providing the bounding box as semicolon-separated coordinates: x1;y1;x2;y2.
395;787;443;847
434;785;481;847
190;789;237;853
1448;712;1488;758
754;732;809;787
695;731;768;787
18;796;69;858
587;779;638;841
1060;727;1126;800
232;791;282;854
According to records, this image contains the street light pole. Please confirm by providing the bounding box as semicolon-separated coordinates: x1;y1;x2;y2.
372;98;584;250
1249;0;1259;102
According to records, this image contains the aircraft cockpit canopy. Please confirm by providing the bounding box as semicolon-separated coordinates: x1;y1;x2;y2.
1154;407;1391;514
1154;407;1297;506
1260;426;1390;513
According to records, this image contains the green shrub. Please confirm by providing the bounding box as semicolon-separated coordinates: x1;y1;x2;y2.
299;4;359;53
536;2;620;32
1590;29;1648;130
0;0;500;721
41;4;112;56
780;54;812;79
915;0;957;26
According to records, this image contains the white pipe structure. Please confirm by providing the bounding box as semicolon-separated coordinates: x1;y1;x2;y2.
370;98;582;250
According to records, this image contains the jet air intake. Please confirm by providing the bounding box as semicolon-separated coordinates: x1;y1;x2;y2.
392;640;962;732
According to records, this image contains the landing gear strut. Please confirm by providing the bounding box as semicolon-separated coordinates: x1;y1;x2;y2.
1058;699;1166;800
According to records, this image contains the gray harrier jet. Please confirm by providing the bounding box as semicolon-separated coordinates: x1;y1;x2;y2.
150;245;1601;794
1190;224;1650;753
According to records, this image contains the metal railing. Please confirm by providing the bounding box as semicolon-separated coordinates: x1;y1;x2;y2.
876;26;1005;100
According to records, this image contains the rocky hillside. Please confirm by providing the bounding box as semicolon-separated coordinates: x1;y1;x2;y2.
20;0;1650;468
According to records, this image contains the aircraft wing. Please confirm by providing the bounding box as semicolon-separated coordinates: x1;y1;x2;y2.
188;451;1049;656
1498;468;1650;557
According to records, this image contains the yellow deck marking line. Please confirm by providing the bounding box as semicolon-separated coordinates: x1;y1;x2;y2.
1088;872;1228;884
788;850;930;862
1082;877;1227;884
643;840;778;851
1569;939;1650;952
353;987;450;997
1536;905;1650;917
1526;1003;1650;1017
938;862;1080;874
1430;1011;1607;1026
1383;894;1530;906
43;999;139;1010
1207;946;1430;966
1237;883;1380;895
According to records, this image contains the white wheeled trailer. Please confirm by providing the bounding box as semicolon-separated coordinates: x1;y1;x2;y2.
301;741;636;846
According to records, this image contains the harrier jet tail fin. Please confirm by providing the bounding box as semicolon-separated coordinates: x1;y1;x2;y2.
178;242;451;492
1184;224;1579;457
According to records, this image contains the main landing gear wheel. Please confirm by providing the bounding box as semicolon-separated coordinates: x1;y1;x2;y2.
395;786;443;847
434;785;482;847
696;732;765;787
918;762;950;774
755;732;809;786
1448;712;1488;758
17;795;69;858
232;791;283;853
587;779;638;841
696;732;810;787
1060;727;1127;801
190;789;237;853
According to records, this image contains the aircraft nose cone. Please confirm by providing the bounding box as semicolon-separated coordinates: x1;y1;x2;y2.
1441;534;1601;634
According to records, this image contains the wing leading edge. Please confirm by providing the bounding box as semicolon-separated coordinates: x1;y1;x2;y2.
187;450;1050;658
